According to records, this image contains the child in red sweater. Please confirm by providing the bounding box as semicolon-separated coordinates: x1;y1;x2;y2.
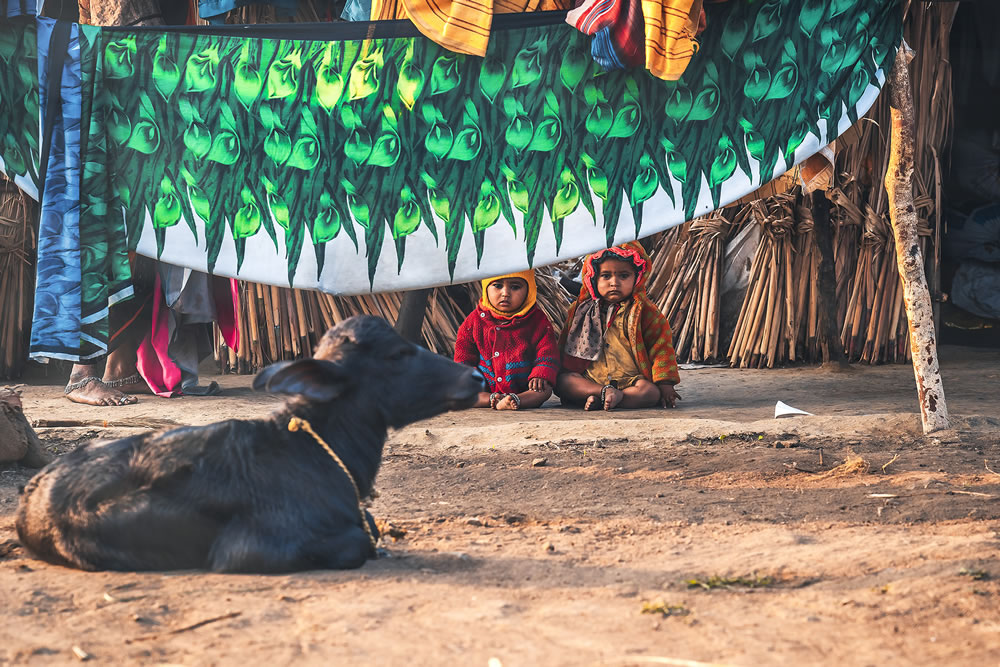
454;270;560;410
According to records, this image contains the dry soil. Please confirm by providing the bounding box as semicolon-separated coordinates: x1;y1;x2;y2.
1;345;999;666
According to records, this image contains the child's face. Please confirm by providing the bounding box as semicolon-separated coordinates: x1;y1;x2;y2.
595;258;637;304
486;278;529;313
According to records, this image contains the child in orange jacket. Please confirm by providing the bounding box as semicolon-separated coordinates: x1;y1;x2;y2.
556;242;681;410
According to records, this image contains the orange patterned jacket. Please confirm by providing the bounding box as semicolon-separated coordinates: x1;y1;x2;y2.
558;241;680;385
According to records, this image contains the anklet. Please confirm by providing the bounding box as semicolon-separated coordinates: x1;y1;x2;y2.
489;392;504;408
103;373;142;389
64;377;103;394
600;384;615;407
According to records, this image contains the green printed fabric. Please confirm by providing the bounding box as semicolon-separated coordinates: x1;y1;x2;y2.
0;1;901;359
0;18;38;198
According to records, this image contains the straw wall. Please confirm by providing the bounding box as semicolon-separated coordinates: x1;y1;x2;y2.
0;176;37;379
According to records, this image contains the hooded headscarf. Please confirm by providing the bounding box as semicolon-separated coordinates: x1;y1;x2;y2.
479;269;537;320
563;242;649;361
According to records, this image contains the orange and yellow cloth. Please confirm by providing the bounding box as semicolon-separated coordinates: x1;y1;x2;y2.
371;0;702;80
370;0;572;57
567;0;702;80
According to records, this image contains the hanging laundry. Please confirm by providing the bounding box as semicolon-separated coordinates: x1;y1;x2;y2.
567;0;703;80
198;0;299;23
137;265;238;397
369;0;572;57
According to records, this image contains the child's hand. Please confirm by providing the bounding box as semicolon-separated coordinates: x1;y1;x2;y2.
528;378;552;393
658;383;681;408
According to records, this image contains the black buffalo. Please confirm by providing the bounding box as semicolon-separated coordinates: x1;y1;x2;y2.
16;315;483;572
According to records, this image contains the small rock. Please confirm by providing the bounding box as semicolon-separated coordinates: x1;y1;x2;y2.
504;514;525;525
614;585;639;598
381;523;408;539
543;542;555;553
71;646;91;662
466;517;483;527
531;457;547;467
456;462;466;468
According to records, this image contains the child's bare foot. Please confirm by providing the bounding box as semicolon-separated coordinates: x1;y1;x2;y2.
495;394;520;411
65;377;138;406
601;386;624;410
584;394;601;411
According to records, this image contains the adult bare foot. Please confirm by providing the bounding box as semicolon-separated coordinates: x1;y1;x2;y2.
102;372;152;396
495;394;520;411
65;377;137;406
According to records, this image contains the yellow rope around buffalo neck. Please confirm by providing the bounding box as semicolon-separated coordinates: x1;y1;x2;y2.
287;416;377;552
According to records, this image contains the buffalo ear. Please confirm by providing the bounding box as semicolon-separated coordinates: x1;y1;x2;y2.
252;359;345;401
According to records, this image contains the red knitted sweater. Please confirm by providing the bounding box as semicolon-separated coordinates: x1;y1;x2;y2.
454;306;560;393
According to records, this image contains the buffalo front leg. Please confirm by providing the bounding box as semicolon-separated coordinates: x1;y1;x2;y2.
299;524;377;570
209;516;377;572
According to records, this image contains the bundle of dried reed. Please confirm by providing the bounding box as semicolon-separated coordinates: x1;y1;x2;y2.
0;178;36;379
647;216;727;363
726;195;799;368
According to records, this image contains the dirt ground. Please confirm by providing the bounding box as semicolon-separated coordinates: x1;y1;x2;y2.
2;344;999;666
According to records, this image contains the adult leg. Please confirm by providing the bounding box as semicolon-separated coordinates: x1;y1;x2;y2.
101;331;151;397
102;258;155;394
65;363;137;406
65;267;154;406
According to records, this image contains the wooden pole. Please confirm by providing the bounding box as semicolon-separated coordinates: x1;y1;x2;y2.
810;191;849;368
884;42;949;434
394;288;432;344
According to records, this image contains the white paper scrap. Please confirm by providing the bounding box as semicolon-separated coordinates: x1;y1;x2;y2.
775;401;814;418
